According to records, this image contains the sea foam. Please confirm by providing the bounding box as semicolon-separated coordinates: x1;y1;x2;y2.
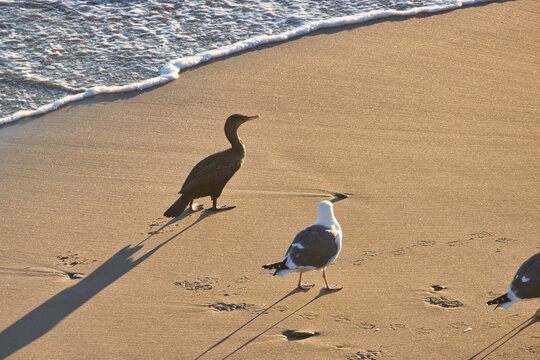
0;0;493;127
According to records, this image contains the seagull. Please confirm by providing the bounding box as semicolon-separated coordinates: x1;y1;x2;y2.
487;251;540;317
262;200;342;291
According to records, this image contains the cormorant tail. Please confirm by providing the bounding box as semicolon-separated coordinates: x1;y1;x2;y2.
163;196;190;218
262;261;288;275
487;293;510;306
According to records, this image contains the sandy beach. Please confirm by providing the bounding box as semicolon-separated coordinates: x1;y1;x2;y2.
1;1;539;359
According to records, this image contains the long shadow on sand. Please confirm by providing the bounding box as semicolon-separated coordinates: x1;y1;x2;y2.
468;315;538;360
0;210;213;359
194;193;348;360
195;288;333;360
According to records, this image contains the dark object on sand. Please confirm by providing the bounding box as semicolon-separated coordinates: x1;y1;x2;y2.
332;192;350;199
431;284;446;292
66;272;84;280
164;114;259;218
282;330;320;340
487;251;540;317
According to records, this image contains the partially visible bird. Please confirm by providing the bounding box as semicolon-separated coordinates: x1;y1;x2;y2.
487;251;540;317
164;114;259;218
262;200;343;291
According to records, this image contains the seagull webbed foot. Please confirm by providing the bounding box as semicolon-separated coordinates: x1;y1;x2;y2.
298;283;315;291
322;268;342;291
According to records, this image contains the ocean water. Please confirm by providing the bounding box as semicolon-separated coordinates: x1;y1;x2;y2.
0;0;492;126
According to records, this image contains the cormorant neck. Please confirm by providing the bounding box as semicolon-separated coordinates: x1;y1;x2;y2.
225;125;245;151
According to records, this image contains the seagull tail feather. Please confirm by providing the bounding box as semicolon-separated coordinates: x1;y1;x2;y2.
163;195;190;218
262;261;288;275
487;293;510;307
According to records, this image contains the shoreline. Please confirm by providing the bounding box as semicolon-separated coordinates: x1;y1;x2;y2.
0;0;507;128
1;0;539;359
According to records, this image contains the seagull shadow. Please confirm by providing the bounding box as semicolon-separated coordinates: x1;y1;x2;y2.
219;288;333;360
468;315;539;360
0;211;213;359
193;288;302;360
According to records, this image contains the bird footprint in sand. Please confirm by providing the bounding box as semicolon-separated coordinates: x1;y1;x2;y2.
424;296;463;308
207;302;254;312
346;349;383;360
174;277;218;291
57;252;95;266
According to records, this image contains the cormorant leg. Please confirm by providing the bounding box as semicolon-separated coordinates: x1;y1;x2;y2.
189;200;203;212
206;197;236;212
297;272;314;290
323;268;342;291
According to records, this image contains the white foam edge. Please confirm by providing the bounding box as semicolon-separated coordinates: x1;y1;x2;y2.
0;0;493;127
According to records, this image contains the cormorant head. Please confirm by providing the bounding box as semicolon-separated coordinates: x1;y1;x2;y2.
315;200;337;226
225;114;259;130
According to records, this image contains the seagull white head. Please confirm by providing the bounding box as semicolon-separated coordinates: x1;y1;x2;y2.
316;200;337;227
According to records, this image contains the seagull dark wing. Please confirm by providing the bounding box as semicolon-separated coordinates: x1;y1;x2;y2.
283;225;338;269
511;252;540;300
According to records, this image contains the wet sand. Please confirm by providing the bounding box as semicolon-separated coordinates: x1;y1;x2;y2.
0;1;539;359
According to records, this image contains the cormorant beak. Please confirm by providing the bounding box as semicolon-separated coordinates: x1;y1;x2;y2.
243;114;259;123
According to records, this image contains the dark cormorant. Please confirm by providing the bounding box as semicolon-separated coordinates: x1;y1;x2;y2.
163;114;259;218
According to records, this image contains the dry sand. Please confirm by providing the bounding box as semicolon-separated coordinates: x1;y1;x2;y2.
1;1;539;359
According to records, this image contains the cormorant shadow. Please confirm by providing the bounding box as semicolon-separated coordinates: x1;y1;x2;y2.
468;315;538;360
137;207;203;246
194;287;333;360
0;211;213;359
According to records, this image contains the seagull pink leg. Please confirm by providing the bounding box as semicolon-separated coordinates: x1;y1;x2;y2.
535;308;540;318
323;268;342;291
297;272;314;290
